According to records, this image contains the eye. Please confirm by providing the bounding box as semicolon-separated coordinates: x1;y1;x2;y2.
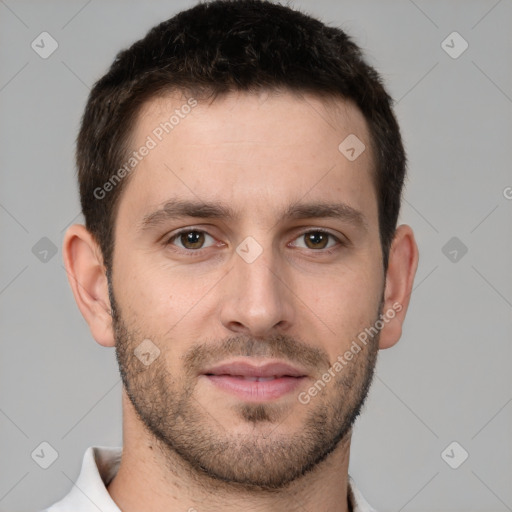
164;228;342;254
291;230;340;250
166;230;216;250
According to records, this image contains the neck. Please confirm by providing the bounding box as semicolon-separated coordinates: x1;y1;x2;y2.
107;393;352;512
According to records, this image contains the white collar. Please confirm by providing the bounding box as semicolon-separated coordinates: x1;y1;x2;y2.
45;446;378;512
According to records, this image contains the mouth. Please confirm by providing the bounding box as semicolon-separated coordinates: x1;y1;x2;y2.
201;360;308;401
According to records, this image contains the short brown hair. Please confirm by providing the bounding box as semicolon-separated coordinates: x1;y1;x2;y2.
77;0;406;273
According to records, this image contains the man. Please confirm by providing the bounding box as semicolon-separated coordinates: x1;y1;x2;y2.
49;0;418;510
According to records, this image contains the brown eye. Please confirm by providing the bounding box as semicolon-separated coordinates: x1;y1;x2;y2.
180;231;205;249
304;232;329;249
168;230;215;250
292;231;339;251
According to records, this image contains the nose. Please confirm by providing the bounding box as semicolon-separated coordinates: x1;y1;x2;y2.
219;242;295;338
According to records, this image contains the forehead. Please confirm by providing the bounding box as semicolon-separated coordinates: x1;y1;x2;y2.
118;89;377;227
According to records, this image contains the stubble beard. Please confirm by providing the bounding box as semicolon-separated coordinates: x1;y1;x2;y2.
110;283;380;491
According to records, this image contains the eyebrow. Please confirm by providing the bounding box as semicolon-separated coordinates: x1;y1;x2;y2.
137;198;368;234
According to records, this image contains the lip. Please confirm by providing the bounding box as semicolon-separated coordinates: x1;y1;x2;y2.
201;359;308;402
202;360;308;378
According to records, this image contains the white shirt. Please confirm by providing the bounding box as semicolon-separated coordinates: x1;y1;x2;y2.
43;446;378;512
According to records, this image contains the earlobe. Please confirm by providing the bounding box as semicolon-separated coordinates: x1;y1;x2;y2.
62;224;116;347
378;224;419;350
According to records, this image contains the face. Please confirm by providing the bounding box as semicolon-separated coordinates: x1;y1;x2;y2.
109;90;385;489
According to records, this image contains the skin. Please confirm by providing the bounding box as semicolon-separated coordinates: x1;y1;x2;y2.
63;90;418;512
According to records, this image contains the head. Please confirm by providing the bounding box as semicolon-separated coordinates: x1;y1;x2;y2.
64;0;418;491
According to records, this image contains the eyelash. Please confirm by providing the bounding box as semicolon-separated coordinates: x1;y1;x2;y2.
164;228;345;256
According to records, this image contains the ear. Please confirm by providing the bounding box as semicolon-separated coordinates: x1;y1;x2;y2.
379;224;419;349
62;224;115;347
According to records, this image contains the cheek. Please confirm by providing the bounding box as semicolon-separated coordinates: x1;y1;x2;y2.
300;261;382;351
112;257;174;332
114;256;219;343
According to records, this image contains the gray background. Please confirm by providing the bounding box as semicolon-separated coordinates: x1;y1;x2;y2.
1;0;511;511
